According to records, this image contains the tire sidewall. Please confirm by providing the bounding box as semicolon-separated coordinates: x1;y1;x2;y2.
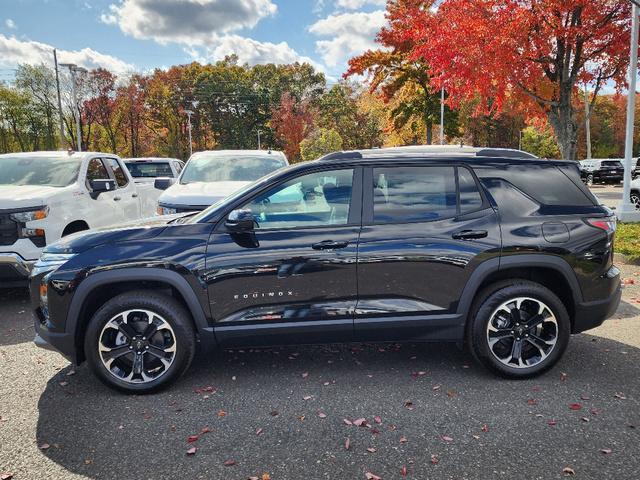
470;282;570;378
84;292;195;394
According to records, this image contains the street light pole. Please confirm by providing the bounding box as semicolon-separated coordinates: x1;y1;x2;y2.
439;86;445;145
53;49;66;149
584;87;592;160
60;63;86;151
257;130;262;150
184;109;194;157
617;1;640;221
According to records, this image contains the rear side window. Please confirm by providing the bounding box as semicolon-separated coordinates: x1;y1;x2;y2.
476;164;595;206
458;167;483;213
373;166;457;223
86;158;109;181
104;158;128;187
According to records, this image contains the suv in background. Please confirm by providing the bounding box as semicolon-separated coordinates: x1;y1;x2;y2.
579;159;624;185
156;150;288;215
30;146;620;393
123;157;185;186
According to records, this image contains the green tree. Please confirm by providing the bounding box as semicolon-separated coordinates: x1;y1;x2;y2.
300;128;343;161
521;125;561;159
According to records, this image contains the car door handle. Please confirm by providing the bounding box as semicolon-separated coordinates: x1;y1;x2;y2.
312;240;349;250
113;196;121;201
452;229;488;240
131;193;138;198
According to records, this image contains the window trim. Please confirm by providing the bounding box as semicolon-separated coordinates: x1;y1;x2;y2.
215;165;363;233
103;157;130;189
363;164;489;226
84;157;111;190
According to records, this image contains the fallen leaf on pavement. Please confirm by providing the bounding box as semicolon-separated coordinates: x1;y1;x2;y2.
317;412;327;418
343;418;353;425
200;426;211;434
400;465;408;476
441;435;453;442
562;467;575;476
547;420;557;426
569;403;582;410
39;443;50;450
481;424;489;433
345;437;350;450
1;473;13;480
353;418;367;427
600;448;612;454
217;410;227;417
186;447;197;456
303;395;313;401
256;428;263;435
367;447;376;453
187;435;199;443
223;459;236;466
365;472;381;480
431;454;439;465
374;416;382;424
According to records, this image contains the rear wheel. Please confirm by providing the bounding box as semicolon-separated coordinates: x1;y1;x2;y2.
468;280;570;378
84;291;196;393
631;192;640;210
586;174;594;186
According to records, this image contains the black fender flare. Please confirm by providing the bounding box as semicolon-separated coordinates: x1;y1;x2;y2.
66;267;212;339
456;254;582;320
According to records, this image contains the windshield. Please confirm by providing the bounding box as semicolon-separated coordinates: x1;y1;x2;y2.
0;156;81;187
180;153;287;184
187;164;295;224
125;161;173;178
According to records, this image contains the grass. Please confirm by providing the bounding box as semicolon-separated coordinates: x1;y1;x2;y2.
616;222;640;262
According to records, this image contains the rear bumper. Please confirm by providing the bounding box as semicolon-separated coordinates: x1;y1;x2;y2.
573;267;622;333
0;253;35;287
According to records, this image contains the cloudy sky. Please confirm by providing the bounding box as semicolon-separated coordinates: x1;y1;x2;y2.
0;0;388;81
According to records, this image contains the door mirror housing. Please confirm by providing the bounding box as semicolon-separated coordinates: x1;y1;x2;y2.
89;178;117;193
226;209;255;232
154;177;174;190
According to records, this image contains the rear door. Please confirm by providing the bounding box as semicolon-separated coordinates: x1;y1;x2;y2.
355;163;501;341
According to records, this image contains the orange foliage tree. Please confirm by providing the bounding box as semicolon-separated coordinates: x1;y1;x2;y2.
270;92;315;162
397;0;631;159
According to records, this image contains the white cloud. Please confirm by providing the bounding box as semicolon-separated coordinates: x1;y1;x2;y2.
0;34;134;75
186;36;325;72
101;0;277;46
335;0;386;10
309;10;386;68
5;18;16;29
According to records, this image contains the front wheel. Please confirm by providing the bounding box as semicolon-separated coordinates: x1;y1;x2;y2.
84;291;196;393
468;280;570;378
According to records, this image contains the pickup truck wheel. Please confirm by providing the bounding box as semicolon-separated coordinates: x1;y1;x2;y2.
586;174;594;186
631;192;640;210
84;291;196;393
468;280;570;378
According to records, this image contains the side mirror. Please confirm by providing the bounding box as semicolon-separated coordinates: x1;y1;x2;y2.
226;209;255;232
154;177;174;190
90;179;117;193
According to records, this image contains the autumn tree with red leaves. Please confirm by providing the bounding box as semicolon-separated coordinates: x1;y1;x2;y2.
395;0;631;159
271;92;315;162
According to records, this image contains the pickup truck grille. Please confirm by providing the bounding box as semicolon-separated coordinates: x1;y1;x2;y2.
0;213;19;246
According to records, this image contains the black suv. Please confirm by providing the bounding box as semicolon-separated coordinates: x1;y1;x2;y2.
30;147;621;393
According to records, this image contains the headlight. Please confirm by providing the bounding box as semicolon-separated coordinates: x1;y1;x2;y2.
10;206;49;223
31;252;77;277
157;205;177;215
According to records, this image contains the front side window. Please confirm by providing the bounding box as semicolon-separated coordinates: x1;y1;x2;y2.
240;169;353;229
104;158;128;187
373;166;457;223
86;158;109;182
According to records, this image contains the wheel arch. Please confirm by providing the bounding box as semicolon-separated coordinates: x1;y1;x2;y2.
458;255;582;332
67;268;214;363
62;220;90;237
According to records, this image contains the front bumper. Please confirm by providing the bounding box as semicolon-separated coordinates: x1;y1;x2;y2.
0;253;35;287
573;266;622;333
33;312;76;363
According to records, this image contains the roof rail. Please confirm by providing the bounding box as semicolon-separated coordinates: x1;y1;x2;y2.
317;151;363;162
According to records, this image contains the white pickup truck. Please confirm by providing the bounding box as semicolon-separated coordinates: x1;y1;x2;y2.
0;151;159;287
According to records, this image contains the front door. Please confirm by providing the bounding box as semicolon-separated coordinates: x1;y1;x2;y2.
355;164;502;341
205;167;362;346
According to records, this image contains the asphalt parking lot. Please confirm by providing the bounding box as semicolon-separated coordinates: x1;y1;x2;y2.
1;265;639;480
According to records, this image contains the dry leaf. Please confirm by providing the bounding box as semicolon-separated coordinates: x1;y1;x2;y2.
562;467;575;476
186;447;197;456
345;437;351;450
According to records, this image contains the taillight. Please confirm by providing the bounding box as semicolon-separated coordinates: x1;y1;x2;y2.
586;217;616;234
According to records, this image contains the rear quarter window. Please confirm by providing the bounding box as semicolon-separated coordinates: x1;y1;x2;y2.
474;163;596;206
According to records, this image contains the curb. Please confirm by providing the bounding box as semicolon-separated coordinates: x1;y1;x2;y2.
614;253;640;266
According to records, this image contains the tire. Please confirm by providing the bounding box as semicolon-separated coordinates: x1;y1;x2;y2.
84;290;196;393
631;192;640;210
586;174;594;186
467;280;570;378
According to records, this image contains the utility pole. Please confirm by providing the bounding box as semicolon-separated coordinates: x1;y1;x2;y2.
184;109;194;157
60;63;86;151
257;130;262;150
584;87;592;160
439;86;445;145
53;49;66;149
617;0;640;221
